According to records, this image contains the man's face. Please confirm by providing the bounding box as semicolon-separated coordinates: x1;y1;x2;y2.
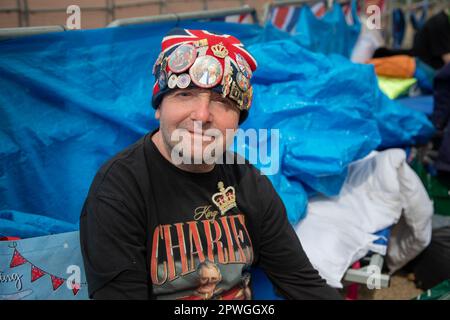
197;266;221;294
155;87;240;164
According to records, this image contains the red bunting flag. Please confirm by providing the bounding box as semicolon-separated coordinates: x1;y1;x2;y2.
51;275;65;291
31;265;46;282
9;249;27;268
71;282;80;296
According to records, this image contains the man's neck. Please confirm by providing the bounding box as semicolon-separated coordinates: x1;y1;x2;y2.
151;130;215;173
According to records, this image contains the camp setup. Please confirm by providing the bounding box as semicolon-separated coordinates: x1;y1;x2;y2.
0;0;449;300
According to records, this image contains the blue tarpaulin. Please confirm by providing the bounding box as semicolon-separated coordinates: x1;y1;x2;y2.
293;1;361;58
0;20;434;237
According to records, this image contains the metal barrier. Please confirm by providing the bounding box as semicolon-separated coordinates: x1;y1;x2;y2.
0;25;65;41
0;5;258;40
262;0;346;25
107;5;258;27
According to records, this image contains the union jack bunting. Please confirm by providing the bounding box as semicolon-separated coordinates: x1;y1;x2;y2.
268;5;302;33
209;13;254;24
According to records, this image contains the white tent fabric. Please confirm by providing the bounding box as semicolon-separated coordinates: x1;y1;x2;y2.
295;149;433;288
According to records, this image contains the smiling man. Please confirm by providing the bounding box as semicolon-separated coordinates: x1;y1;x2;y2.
80;28;342;300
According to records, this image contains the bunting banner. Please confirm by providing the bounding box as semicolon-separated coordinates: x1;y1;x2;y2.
0;231;88;300
310;1;327;19
209;13;255;24
268;5;302;33
267;0;360;34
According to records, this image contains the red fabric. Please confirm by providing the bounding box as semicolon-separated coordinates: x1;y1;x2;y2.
0;236;21;241
345;261;361;300
10;248;27;268
31;265;46;282
274;7;290;28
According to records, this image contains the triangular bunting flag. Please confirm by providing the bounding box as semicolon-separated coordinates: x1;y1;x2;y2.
31;265;46;282
10;249;27;268
71;282;80;296
51;275;65;291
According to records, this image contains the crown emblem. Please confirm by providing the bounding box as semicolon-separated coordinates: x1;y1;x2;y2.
211;42;228;59
211;181;237;215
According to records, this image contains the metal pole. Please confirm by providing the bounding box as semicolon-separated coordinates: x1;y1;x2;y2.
17;0;22;27
107;6;258;27
0;26;65;41
112;0;116;21
23;0;29;27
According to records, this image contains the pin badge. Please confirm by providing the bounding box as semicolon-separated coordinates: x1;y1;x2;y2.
158;70;167;89
168;44;197;73
168;74;178;89
189;55;223;88
236;72;249;92
235;53;252;79
229;82;244;109
152;51;165;75
177;73;191;89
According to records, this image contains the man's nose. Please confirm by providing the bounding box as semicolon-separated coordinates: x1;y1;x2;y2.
191;96;212;123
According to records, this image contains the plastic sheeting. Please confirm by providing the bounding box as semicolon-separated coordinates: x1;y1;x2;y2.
0;20;435;235
244;38;433;222
293;1;360;58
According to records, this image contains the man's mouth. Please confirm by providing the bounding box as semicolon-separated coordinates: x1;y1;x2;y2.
187;130;214;142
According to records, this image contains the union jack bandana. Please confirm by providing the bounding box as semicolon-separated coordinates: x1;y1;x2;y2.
151;28;258;123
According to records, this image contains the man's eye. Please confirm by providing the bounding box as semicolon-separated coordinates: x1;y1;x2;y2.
177;91;193;97
214;99;232;107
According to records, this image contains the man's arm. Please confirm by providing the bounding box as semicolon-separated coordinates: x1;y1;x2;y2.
80;195;150;299
256;175;343;300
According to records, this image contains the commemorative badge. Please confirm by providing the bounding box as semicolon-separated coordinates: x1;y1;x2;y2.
168;44;197;73
221;56;233;97
242;86;253;110
236;71;249;92
152;51;165;75
229;82;244;109
235;53;252;79
158;70;167;89
189;55;223;88
168;74;178;89
177;73;191;89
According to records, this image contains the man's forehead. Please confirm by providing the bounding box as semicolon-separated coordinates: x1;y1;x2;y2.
170;88;231;99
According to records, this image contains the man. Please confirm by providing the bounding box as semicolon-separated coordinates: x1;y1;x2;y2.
374;9;450;70
412;8;450;70
80;28;341;300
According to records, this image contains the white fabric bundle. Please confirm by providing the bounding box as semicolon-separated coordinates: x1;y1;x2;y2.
295;149;433;288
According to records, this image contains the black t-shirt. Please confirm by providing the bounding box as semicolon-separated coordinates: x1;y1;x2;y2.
413;11;450;69
80;131;342;300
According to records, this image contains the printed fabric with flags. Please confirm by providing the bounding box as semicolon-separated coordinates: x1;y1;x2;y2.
311;1;327;19
266;0;359;35
267;5;302;33
0;231;89;300
210;13;255;24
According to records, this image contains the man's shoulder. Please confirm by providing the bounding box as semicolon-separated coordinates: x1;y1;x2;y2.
88;134;150;197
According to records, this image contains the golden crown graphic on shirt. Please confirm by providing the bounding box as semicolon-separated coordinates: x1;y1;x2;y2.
211;181;236;215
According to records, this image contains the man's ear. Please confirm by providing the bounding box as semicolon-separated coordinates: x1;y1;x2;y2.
155;108;160;120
